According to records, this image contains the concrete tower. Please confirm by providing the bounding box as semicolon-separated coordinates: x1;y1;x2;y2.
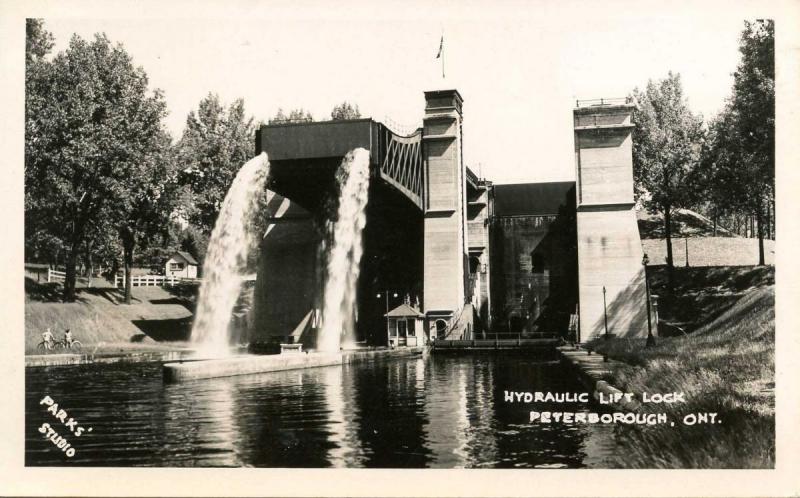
573;100;649;340
422;89;468;336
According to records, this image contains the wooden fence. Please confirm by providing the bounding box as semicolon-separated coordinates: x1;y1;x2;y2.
114;274;179;288
47;269;66;282
46;269;197;288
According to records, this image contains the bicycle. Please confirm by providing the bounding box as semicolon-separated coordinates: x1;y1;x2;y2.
36;340;56;352
54;339;83;352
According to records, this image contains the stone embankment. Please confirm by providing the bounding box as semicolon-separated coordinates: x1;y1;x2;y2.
557;345;638;410
163;347;425;382
26;350;192;368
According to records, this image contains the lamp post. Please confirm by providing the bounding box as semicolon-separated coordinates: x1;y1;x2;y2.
377;290;398;348
602;286;609;340
643;254;656;347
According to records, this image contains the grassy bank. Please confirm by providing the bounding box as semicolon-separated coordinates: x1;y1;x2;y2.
590;281;774;468
25;279;197;354
649;264;774;332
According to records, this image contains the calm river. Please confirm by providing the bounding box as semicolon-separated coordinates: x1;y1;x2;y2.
26;354;618;467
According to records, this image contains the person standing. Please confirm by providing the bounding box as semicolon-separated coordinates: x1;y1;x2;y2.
41;328;54;350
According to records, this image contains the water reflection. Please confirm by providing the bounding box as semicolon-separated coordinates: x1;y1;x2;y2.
323;364;366;466
26;355;617;468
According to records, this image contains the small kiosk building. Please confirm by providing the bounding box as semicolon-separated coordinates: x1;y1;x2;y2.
385;303;426;347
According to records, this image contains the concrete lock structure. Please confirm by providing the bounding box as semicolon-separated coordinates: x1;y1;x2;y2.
573;99;650;339
248;90;650;350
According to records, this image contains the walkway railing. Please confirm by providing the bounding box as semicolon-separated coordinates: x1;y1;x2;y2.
575;97;632;108
431;331;560;351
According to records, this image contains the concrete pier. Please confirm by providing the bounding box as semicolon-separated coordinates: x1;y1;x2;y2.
163;347;424;382
26;350;191;368
557;346;638;410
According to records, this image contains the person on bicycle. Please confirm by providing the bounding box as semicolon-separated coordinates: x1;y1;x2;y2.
41;328;54;350
64;329;74;348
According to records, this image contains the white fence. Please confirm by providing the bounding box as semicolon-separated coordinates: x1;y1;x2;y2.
46;269;198;288
114;274;180;288
47;269;66;282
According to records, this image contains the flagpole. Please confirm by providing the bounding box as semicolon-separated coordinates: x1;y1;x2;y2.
436;34;445;80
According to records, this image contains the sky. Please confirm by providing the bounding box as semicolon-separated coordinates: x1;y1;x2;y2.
41;1;762;185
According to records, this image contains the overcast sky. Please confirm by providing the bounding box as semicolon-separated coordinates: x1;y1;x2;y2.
41;1;768;184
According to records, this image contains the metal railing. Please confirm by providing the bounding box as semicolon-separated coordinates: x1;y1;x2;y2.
431;331;561;350
575;97;632;108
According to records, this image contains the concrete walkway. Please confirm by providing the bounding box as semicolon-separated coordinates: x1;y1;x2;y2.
558;346;639;410
26;349;191;367
164;347;425;382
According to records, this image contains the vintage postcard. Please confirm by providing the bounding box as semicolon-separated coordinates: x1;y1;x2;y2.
2;0;799;496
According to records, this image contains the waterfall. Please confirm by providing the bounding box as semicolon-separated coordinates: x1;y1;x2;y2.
317;148;371;352
191;152;271;357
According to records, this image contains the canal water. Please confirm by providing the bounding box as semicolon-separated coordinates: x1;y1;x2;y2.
26;354;618;468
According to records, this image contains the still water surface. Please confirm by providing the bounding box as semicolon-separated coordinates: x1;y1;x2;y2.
26;354;617;467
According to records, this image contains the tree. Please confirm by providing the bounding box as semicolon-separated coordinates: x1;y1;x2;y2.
699;20;774;265
177;94;256;235
268;107;314;124
26;19;54;63
631;72;705;287
330;101;361;120
115;131;176;304
25;19;55;265
731;20;774;264
25;32;169;301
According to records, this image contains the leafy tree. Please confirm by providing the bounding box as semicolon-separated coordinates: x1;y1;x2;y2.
173;225;206;267
116;131;176;303
25;19;56;265
26;19;54;63
631;72;705;287
177;94;255;234
699;20;774;265
731;20;774;264
330;101;361;120
25;32;169;301
268;107;314;124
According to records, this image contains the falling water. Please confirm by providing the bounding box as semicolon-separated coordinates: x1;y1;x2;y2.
318;148;371;352
192;152;271;356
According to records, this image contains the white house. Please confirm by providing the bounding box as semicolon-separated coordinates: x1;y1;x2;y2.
165;251;198;279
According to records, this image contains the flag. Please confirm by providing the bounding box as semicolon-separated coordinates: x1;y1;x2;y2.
436;35;443;59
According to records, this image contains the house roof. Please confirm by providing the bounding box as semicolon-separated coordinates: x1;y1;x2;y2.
384;303;425;318
493;181;576;217
171;251;199;265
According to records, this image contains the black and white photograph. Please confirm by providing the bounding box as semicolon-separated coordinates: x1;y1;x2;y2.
3;0;800;495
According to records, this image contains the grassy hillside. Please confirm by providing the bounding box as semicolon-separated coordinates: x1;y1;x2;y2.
25;279;196;354
637;208;734;239
648;265;774;333
638;208;775;267
591;276;774;468
642;237;775;267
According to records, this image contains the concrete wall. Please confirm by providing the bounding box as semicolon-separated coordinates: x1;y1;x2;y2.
576;207;647;338
490;213;578;333
574;104;648;340
422;90;467;323
251;192;321;348
575;132;635;206
466;175;491;330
